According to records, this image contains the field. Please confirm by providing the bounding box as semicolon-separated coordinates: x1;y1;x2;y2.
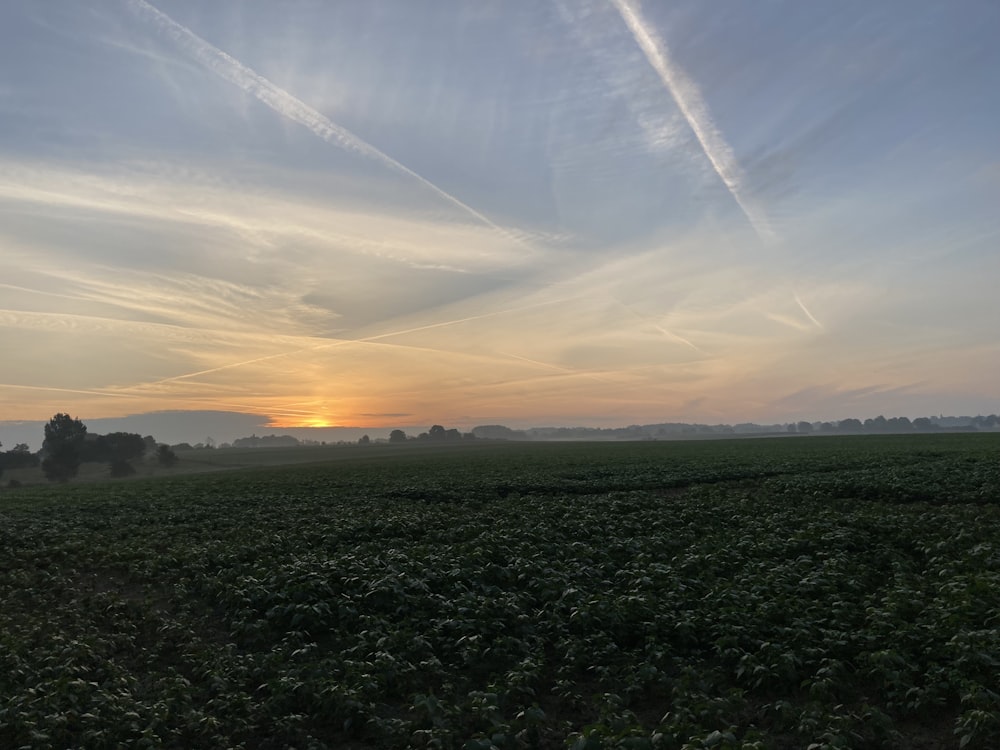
2;435;999;749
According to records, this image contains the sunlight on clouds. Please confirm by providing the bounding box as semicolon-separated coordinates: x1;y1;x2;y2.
0;162;542;275
2;172;988;426
1;1;997;428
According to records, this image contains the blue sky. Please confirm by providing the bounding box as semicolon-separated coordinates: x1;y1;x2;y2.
1;0;998;445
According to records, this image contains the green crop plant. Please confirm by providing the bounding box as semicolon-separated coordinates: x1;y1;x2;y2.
1;434;998;748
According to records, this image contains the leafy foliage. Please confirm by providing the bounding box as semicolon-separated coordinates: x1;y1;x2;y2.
40;413;87;482
99;432;147;465
42;413;88;448
1;435;998;748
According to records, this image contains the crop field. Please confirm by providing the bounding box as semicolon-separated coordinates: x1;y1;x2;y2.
2;435;999;749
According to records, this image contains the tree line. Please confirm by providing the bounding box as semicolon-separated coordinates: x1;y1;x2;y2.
0;414;177;485
471;414;1000;441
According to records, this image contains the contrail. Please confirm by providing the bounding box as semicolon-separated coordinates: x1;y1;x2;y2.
613;296;704;353
497;351;576;374
765;312;811;333
496;351;617;384
119;297;578;390
794;292;823;329
0;383;138;399
650;323;702;353
125;0;527;247
609;0;774;241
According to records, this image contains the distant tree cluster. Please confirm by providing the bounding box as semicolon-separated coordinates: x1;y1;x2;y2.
373;426;475;445
800;415;999;434
89;432;148;477
471;425;527;440
0;442;38;483
415;425;474;442
0;414;175;485
232;434;301;448
471;414;1000;441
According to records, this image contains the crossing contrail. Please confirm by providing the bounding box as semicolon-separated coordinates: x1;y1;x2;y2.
496;351;617;384
125;0;527;247
609;0;774;241
118;296;578;391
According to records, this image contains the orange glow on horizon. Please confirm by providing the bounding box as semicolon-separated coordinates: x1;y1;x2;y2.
262;414;337;430
298;416;335;429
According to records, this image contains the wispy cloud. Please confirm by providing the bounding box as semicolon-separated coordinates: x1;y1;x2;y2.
764;312;813;333
0;382;138;399
612;296;705;352
609;0;774;241
117;295;581;393
0;161;536;274
551;0;688;159
4;2;995;428
124;0;532;250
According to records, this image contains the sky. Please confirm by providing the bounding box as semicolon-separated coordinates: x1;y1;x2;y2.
2;0;999;447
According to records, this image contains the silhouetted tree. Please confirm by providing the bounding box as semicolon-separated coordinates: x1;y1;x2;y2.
796;421;813;434
44;414;87;449
358;434;371;445
101;432;146;476
42;414;87;482
418;425;467;442
157;445;178;468
42;443;80;483
11;443;33;458
837;418;863;433
389;429;407;443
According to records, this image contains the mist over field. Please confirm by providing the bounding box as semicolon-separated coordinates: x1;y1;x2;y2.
3;409;999;454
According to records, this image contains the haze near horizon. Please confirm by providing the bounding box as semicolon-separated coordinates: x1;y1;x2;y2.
2;1;998;435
